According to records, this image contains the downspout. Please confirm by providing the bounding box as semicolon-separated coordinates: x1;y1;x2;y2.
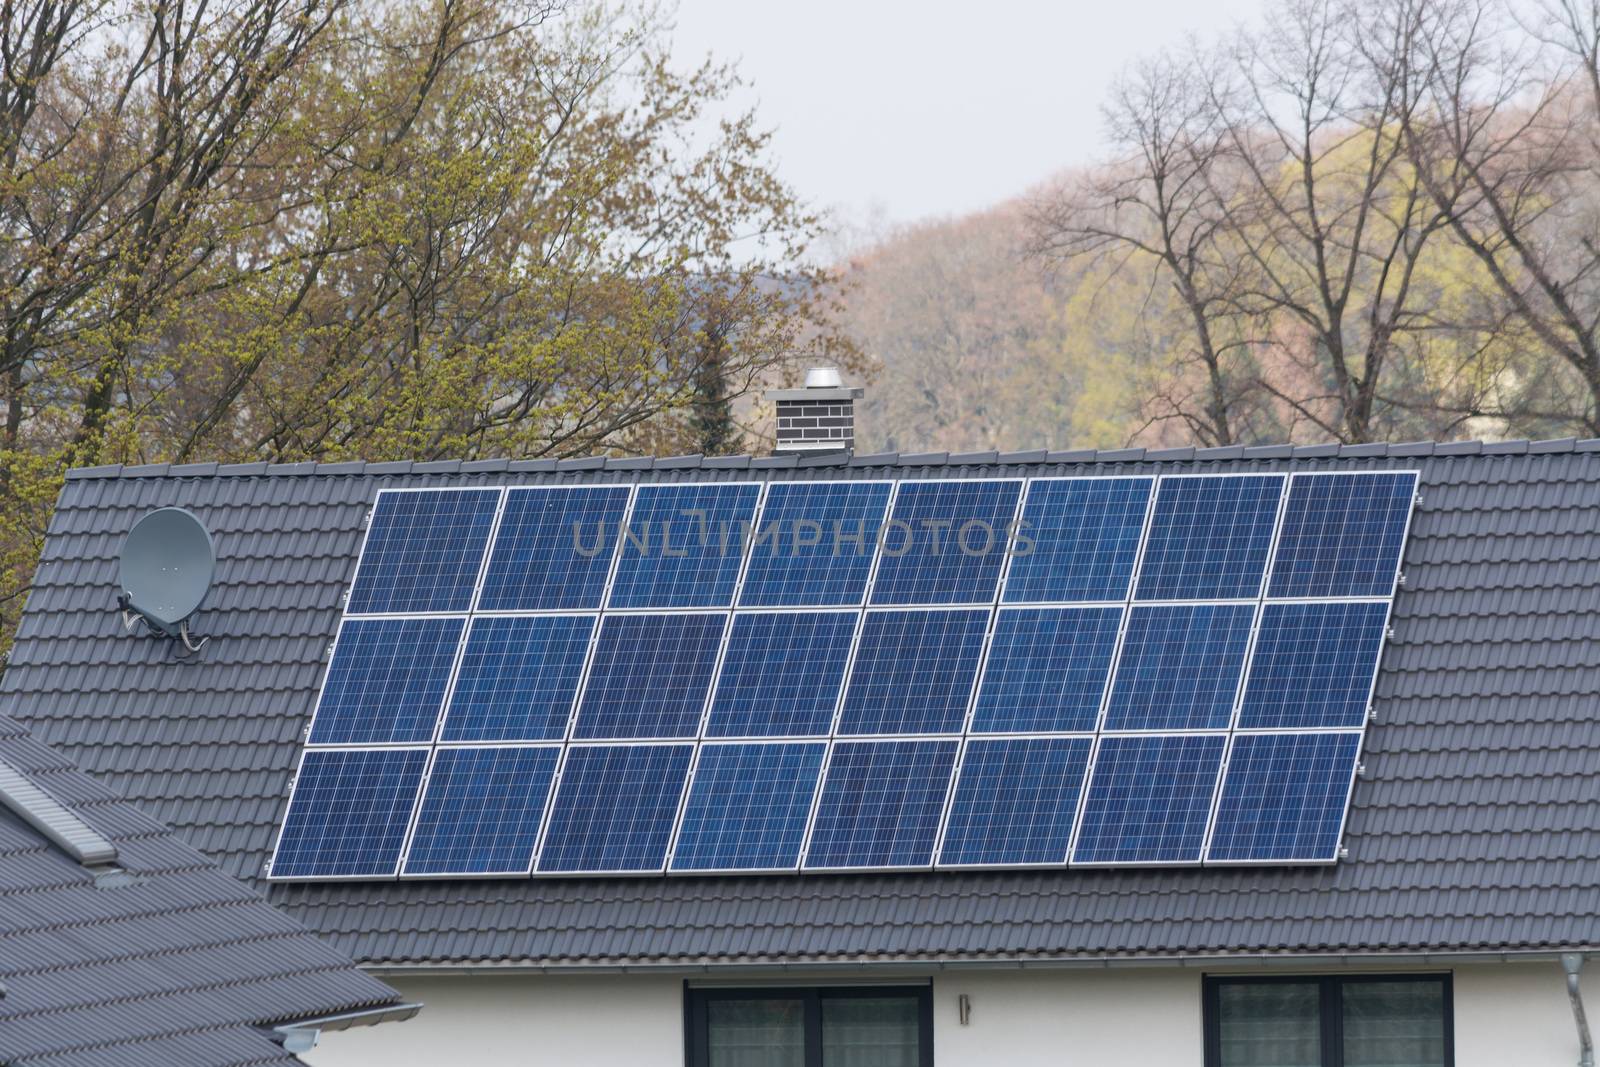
1564;954;1595;1067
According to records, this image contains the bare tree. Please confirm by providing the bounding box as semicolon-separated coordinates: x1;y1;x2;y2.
1031;50;1263;447
1400;0;1600;434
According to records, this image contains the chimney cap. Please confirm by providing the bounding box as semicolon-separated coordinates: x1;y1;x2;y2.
766;367;862;402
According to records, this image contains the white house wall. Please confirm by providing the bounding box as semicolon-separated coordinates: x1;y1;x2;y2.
305;961;1583;1067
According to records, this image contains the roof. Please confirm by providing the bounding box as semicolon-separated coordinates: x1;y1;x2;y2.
0;711;412;1066
4;438;1599;969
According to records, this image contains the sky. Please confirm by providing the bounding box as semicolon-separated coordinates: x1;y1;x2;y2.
669;0;1266;232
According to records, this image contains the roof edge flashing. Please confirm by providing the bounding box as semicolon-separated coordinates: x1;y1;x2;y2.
0;761;117;867
364;948;1599;978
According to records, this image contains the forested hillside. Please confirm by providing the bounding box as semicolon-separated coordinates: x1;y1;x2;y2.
841;0;1600;454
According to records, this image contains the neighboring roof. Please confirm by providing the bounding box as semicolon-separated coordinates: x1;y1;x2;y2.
4;438;1599;970
0;709;412;1066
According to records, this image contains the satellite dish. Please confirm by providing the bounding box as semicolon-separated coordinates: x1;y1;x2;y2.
117;507;214;652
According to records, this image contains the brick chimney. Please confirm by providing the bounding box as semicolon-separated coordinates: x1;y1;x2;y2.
767;367;862;456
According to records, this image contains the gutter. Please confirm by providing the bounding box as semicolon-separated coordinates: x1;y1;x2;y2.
1565;955;1595;1067
271;1001;422;1056
365;947;1598;978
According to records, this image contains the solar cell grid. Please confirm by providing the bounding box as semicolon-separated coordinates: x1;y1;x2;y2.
276;465;1413;880
608;484;760;608
706;612;856;737
307;617;463;745
1208;732;1360;861
1104;604;1254;731
347;489;500;614
870;479;1021;605
837;609;988;735
1268;472;1417;598
272;748;427;878
1073;734;1226;864
441;615;593;742
403;746;558;875
804;740;958;869
670;742;825;871
478;487;629;610
574;613;725;739
971;607;1120;733
739;481;891;607
1135;475;1283;600
1238;602;1388;729
938;737;1091;866
538;744;693;872
1003;477;1152;603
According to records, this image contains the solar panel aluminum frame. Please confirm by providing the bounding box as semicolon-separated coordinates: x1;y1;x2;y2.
474;484;633;613
603;480;765;611
399;741;564;878
1129;471;1287;605
735;478;895;609
866;475;1026;607
997;474;1157;605
1064;472;1275;868
799;736;962;873
340;485;509;620
1200;469;1419;866
300;613;471;748
931;476;1078;869
266;743;431;881
695;607;861;741
533;738;697;876
666;738;828;875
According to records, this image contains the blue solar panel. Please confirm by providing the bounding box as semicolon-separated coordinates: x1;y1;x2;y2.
347;489;500;614
1238;602;1389;729
837;610;988;735
537;744;693;872
1135;475;1283;600
670;742;825;871
272;748;427;878
1104;604;1254;731
870;480;1022;605
1003;478;1152;602
307;617;463;745
573;613;725;739
1208;732;1360;861
804;740;958;869
281;465;1416;881
1073;734;1226;863
705;612;856;737
478;487;629;610
402;746;559;875
739;482;891;607
1268;472;1416;598
971;607;1121;732
608;484;760;608
441;615;593;741
938;738;1092;866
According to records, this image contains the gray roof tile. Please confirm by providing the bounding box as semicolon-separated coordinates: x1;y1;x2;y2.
4;445;1598;968
0;713;405;1065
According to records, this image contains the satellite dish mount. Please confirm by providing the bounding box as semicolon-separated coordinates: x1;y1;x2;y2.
117;507;215;653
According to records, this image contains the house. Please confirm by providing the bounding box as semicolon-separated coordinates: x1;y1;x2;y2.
0;707;417;1065
2;379;1596;1067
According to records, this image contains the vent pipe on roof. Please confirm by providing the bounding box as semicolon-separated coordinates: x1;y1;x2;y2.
766;368;862;457
1564;954;1595;1067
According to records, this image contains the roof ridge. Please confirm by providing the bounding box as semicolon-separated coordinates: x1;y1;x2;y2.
59;436;1600;481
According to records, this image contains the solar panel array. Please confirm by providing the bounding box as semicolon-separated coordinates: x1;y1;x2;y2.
269;469;1417;880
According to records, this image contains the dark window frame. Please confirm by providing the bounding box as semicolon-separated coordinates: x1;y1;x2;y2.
685;984;934;1067
1202;972;1454;1067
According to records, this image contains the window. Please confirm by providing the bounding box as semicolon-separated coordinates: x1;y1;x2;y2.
687;986;933;1067
1204;975;1452;1067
